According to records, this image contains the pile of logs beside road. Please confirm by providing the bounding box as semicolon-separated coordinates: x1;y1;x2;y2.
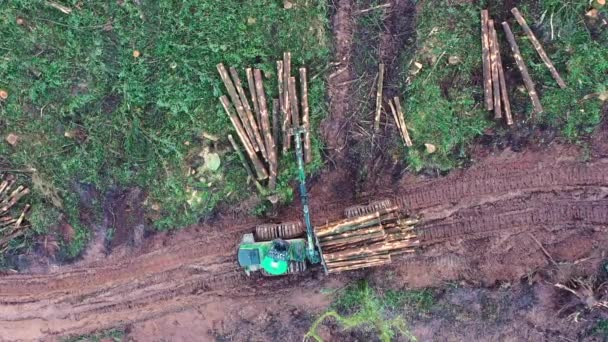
314;205;419;274
481;7;567;124
217;52;312;193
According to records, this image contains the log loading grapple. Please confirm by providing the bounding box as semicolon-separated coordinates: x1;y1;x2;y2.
237;128;420;276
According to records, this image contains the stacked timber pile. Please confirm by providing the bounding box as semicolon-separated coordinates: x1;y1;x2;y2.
217;52;312;194
314;205;419;274
481;8;567;123
0;174;30;252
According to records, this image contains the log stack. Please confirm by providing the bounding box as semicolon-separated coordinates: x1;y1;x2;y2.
481;8;567;123
0;173;30;252
217;52;313;193
314;205;419;274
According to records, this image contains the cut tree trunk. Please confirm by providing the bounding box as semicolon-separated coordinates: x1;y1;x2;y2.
481;9;494;110
230;67;267;158
288;77;300;128
272;99;280;163
374;63;385;132
217;63;259;151
299;68;312;164
393;97;413;147
488;19;502;119
282;52;292;151
220;96;268;180
227;134;264;193
491;23;514;125
246;68;261;125
511;7;567;89
502;22;543;117
253;69;277;189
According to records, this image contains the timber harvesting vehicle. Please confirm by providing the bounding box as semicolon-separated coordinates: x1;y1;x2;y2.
237;128;420;276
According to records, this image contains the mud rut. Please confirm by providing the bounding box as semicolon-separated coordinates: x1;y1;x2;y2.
2;1;608;340
1;152;608;339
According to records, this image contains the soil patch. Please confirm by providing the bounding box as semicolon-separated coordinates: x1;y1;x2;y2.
104;187;146;249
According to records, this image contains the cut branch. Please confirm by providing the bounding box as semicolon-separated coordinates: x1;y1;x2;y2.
502;22;543;117
511;7;567;89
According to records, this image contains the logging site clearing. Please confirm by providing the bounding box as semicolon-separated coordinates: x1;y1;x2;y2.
0;0;607;341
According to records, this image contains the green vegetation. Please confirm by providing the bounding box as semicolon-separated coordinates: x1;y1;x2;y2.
594;319;608;337
305;280;434;341
401;1;490;171
521;0;608;139
400;0;608;171
0;0;329;257
63;328;124;342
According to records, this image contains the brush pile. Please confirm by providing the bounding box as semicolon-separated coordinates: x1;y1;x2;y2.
314;205;419;274
0;174;30;252
481;7;567;123
217;52;312;194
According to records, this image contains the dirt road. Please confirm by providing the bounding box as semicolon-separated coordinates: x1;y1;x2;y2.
1;143;607;340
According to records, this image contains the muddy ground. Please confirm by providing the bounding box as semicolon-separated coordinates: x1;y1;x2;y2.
0;0;607;341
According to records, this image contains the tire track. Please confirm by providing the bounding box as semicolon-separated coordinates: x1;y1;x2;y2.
0;160;608;339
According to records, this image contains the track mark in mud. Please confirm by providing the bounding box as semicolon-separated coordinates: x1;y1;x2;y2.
322;0;354;156
1;152;608;339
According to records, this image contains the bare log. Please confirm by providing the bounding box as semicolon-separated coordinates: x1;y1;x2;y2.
374;63;385;132
246;68;261;125
321;234;386;251
272;99;280;164
492;24;514;125
327;260;391;273
46;1;72;14
0;187;30;214
488;20;502;119
288;77;300;128
319;225;385;242
299;68;313;164
230;67;267;158
228;134;265;194
216;64;259;151
315;206;399;235
502;22;543;117
327;254;391;271
282;52;292;151
393;97;413;147
220;96;268;180
511;8;567;89
388;99;404;143
320;229;386;248
253;70;277;189
481;10;494;110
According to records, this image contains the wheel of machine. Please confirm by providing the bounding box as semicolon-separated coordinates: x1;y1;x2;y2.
260;261;306;277
255;222;303;241
344;199;393;218
288;261;307;274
